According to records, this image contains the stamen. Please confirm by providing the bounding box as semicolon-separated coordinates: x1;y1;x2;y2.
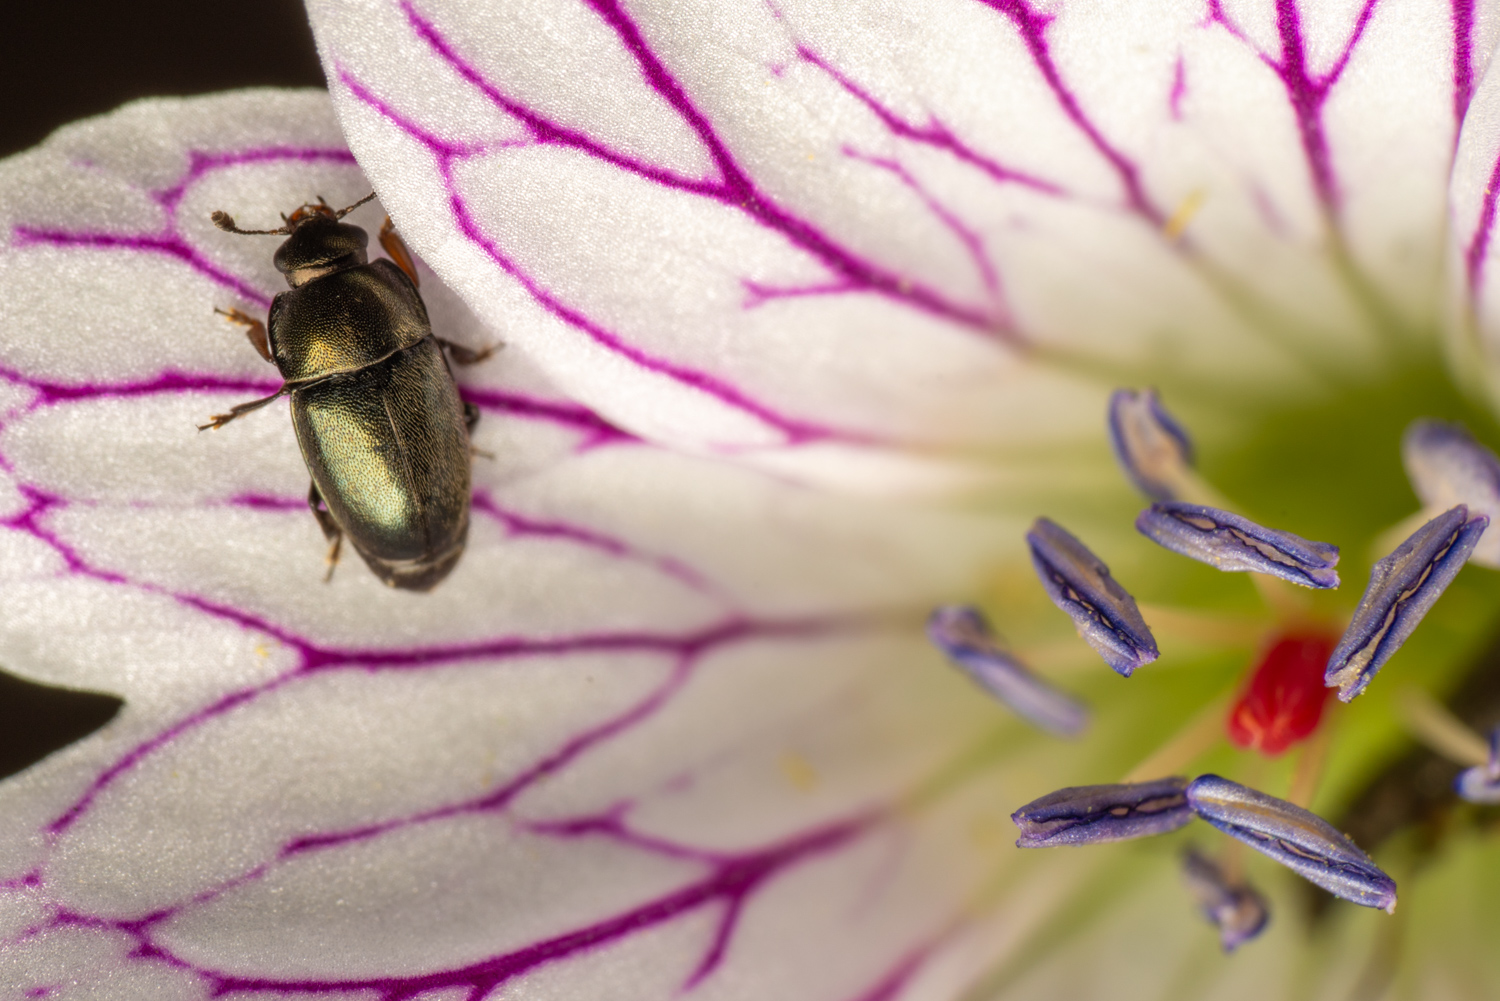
1393;686;1489;766
1131;604;1265;646
1226;634;1337;756
1325;505;1488;702
1184;774;1397;912
1027;518;1159;677
927;606;1090;737
1108;388;1197;502
1011;777;1193;847
1180;848;1269;952
1286;701;1338;807
1402;419;1500;567
1455;726;1500;804
1136;502;1340;589
1121;694;1233;782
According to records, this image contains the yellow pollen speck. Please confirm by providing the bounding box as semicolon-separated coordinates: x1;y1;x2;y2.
1164;188;1206;240
779;751;819;791
253;643;270;659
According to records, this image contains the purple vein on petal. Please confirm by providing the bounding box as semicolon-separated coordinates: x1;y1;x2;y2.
279;659;699;859
10;145;363;310
842;943;938;1001
520;803;886;990
214;488;717;594
48;810;877;999
739;277;861;309
0;394;839;844
1453;0;1477;123
470;490;720;595
45;615;846;837
10;227;273;307
397;0;1010;340
339;70;858;448
0;364;283;405
399;1;720;195
1169;55;1188;121
1207;0;1381;220
794;45;1065;197
971;0;1165;225
841;148;1005;308
526;805;731;865
3;485;128;584
152;147;358;212
1465;150;1500;298
459;386;638;448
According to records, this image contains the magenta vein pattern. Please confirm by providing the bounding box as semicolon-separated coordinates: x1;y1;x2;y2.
1205;0;1377;218
0;139;962;998
0;452;927;999
331;0;1472;452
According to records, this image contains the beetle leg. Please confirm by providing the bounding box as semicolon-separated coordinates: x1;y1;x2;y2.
197;387;288;431
214;307;272;362
379;216;421;289
461;401;495;459
307;481;344;582
323;534;343;582
436;337;500;366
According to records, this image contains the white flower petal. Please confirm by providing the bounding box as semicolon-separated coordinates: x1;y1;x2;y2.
310;0;1487;479
1450;31;1500;407
0;91;1029;999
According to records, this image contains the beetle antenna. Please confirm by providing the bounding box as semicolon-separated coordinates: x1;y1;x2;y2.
210;210;291;236
333;191;378;219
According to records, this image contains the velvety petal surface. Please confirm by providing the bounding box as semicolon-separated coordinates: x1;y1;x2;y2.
0;91;1060;1001
310;0;1498;487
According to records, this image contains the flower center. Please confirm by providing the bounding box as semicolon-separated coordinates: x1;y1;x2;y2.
934;348;1500;950
1225;633;1337;756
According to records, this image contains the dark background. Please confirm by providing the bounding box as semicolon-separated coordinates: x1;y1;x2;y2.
1;0;325;158
0;0;325;776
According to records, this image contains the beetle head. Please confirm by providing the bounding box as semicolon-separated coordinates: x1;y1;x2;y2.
212;193;379;288
273;212;370;287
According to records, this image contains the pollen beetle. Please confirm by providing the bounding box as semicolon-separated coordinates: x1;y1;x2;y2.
202;193;491;592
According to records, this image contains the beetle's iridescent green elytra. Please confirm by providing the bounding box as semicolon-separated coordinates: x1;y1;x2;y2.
202;194;489;592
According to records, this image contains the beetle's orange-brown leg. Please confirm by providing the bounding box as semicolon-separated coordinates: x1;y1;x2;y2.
436;337;499;366
197;387;288;431
215;307;272;362
379;216;421;288
307;481;344;582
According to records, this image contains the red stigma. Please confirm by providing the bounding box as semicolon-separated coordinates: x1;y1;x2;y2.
1226;633;1337;756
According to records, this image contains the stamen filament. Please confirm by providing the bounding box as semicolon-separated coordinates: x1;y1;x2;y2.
1133;604;1266;646
1287;701;1339;807
1121;694;1233;783
1393;686;1488;766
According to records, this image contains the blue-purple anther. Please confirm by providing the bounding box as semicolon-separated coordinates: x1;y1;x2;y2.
1108;388;1195;501
1027;517;1158;677
1011;777;1193;847
1180;849;1269;953
1185;775;1398;912
1455;726;1500;804
1403;419;1500;568
1135;502;1340;589
1325;505;1488;702
926;606;1089;737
